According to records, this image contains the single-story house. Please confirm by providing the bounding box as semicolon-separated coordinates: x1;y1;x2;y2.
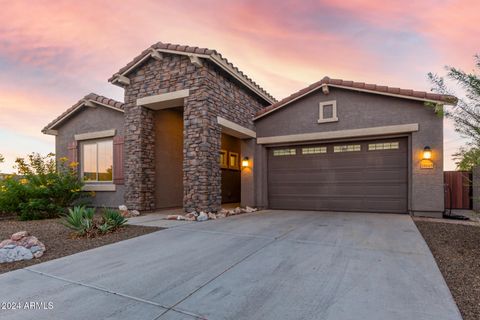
42;42;456;218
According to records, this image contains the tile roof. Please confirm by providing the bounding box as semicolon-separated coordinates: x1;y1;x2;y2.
42;93;124;134
108;41;276;104
255;76;457;119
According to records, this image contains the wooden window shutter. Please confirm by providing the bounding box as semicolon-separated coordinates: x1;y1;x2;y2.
113;136;125;185
67;141;78;163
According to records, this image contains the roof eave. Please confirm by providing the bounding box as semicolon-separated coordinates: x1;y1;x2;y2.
42;99;124;134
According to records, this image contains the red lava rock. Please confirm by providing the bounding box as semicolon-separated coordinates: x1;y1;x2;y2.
11;231;29;241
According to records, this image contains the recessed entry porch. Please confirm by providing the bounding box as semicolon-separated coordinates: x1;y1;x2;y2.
217;116;257;209
138;91;188;210
137;90;257;212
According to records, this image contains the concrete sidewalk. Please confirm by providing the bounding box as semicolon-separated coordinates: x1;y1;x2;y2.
127;208;192;228
0;210;462;320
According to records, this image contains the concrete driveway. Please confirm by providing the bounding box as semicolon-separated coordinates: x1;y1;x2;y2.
0;210;461;320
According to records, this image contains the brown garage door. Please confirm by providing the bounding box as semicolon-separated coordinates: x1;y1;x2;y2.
268;138;408;213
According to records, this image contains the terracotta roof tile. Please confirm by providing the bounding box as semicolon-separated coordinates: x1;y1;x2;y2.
376;85;387;92
388;87;400;94
412;91;425;98
400;89;413;96
42;93;124;133
352;82;365;89
109;41;275;103
255;76;457;118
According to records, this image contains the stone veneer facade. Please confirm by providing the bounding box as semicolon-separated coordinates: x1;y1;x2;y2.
123;53;268;212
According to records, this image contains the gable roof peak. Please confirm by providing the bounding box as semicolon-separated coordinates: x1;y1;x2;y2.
109;41;276;104
42;93;124;135
254;76;458;119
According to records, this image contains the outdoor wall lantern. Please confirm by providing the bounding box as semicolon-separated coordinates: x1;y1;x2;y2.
241;157;249;168
420;146;434;169
423;146;432;160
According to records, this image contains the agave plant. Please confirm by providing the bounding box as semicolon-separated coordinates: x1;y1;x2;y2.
97;222;113;234
61;205;95;236
102;208;127;230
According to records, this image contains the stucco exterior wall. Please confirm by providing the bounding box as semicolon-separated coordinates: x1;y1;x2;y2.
221;133;241;203
123;53;267;212
241;138;256;207
473;166;480;212
154;108;184;209
54;106;125;207
254;87;444;216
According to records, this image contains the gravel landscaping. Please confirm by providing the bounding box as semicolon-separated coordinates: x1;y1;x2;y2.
415;219;480;320
0;218;161;274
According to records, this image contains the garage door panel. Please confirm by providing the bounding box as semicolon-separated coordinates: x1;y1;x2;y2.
268;138;408;213
268;168;407;183
269;159;406;170
269;196;404;213
268;171;366;183
270;183;407;196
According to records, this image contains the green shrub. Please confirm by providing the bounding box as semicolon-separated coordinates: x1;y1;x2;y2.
0;153;88;220
61;206;95;237
102;208;127;229
0;176;29;215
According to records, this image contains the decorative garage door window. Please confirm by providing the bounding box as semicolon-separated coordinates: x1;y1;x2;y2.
273;148;296;156
82;139;113;182
333;144;361;153
368;142;399;151
302;146;327;154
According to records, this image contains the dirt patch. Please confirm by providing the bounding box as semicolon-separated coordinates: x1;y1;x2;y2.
0;218;161;274
415;220;480;320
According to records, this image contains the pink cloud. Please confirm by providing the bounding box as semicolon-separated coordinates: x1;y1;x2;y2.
0;85;67;138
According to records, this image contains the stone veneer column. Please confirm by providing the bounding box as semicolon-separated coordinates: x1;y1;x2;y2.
124;103;156;211
183;94;222;213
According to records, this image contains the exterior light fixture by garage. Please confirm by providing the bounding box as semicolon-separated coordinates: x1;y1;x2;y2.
423;146;432;160
241;157;249;168
420;146;434;169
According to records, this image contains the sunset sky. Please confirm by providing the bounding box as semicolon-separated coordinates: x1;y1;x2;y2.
0;0;478;172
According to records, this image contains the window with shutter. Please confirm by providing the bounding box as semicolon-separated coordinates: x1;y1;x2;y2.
67;141;78;163
113;136;125;185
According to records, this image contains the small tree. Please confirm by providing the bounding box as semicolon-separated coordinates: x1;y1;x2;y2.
453;147;480;171
0;153;87;220
429;56;480;211
428;55;480;167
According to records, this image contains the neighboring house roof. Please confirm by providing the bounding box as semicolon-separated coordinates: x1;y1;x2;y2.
108;41;276;104
42;93;124;135
254;76;458;120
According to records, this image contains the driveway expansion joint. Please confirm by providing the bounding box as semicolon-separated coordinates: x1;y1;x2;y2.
160;225;300;318
25;268;206;320
173;227;277;240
